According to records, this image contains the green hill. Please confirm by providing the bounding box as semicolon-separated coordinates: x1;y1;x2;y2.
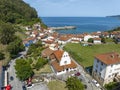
0;0;46;27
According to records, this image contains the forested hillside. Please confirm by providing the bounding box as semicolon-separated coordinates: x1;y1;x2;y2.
0;0;46;65
0;0;45;25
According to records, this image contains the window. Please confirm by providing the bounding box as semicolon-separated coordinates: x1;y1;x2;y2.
96;64;98;68
64;61;67;64
108;75;111;77
111;65;113;67
109;70;112;73
101;62;103;66
97;60;99;63
95;69;97;73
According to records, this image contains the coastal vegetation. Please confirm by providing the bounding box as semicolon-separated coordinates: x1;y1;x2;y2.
105;82;118;90
64;43;120;68
0;0;47;65
0;52;4;60
27;41;44;58
66;77;84;90
108;27;120;32
15;59;34;81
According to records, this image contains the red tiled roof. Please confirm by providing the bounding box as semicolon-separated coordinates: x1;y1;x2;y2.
59;36;70;41
53;50;64;61
93;38;101;41
51;60;77;72
41;48;54;58
23;37;36;42
44;40;54;44
95;52;120;65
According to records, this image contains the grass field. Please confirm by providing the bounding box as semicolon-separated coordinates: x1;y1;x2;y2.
34;64;52;74
64;43;120;68
48;80;68;90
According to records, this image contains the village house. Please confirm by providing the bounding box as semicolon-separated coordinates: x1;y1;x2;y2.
70;34;83;43
33;23;41;30
92;52;120;86
58;36;71;45
93;38;101;44
50;50;77;75
84;34;93;42
25;26;32;31
101;32;109;38
23;37;37;47
30;30;39;37
41;48;54;59
49;43;59;51
92;32;101;38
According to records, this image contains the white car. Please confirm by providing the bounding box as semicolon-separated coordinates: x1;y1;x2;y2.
92;79;100;87
27;84;34;88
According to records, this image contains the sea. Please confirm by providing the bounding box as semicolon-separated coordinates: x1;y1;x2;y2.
41;17;120;34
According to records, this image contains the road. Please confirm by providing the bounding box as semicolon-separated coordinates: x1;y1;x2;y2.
27;82;49;90
7;58;23;90
71;57;101;90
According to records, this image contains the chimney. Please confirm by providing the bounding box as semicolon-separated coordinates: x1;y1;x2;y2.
111;54;114;58
117;54;120;58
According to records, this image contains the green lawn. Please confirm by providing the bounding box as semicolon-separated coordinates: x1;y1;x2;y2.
34;64;52;74
64;43;120;68
48;80;68;90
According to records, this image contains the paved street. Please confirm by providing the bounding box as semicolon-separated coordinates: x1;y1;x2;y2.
7;59;23;90
71;57;101;90
27;82;49;90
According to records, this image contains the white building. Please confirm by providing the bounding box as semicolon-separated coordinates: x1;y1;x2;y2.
93;38;101;44
50;50;77;75
84;35;93;42
92;52;120;86
58;36;71;45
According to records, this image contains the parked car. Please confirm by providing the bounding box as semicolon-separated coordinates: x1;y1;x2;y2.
22;85;26;90
92;79;100;87
75;72;81;76
84;84;87;89
10;76;14;81
27;84;34;88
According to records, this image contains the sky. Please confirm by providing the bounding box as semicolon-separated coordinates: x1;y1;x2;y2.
23;0;120;17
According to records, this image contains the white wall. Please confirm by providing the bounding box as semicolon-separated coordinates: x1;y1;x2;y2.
105;63;120;79
60;51;71;66
93;58;120;84
93;40;101;44
84;35;93;42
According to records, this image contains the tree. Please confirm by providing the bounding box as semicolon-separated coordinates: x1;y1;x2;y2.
27;41;43;56
105;82;118;90
101;37;106;43
0;22;15;44
88;38;93;43
7;37;25;58
0;52;5;60
66;77;84;90
34;58;48;70
15;59;34;81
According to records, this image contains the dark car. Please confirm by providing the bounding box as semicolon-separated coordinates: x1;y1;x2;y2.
84;84;87;89
10;76;14;81
75;72;81;76
22;85;26;90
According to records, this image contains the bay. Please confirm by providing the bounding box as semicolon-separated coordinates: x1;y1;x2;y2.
41;17;120;34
